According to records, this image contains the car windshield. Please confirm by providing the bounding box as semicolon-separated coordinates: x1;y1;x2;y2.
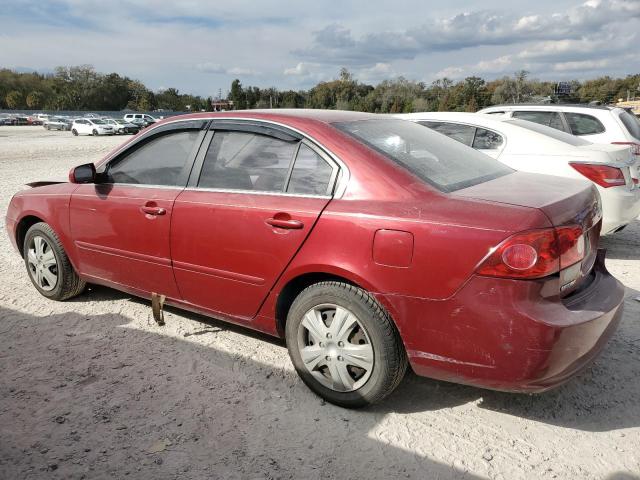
335;119;513;192
92;119;106;125
504;118;591;146
618;110;640;141
115;119;126;124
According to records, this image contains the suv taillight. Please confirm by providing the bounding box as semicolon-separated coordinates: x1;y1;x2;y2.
612;141;640;156
476;226;585;279
569;163;626;188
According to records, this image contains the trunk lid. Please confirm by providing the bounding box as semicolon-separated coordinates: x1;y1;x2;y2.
453;171;601;231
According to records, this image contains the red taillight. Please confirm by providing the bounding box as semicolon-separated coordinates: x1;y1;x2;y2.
612;141;640;156
477;226;585;279
569;163;626;188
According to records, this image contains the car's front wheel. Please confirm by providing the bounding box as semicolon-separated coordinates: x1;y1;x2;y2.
72;129;78;136
23;223;86;301
286;281;407;408
92;129;99;136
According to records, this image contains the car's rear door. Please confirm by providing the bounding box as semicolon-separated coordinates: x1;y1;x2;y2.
69;120;207;298
170;121;339;319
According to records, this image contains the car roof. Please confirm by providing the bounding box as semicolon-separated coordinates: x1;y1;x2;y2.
155;109;378;126
480;103;615;111
395;111;593;150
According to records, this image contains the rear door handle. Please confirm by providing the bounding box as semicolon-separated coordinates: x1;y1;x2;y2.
141;205;166;216
265;218;304;229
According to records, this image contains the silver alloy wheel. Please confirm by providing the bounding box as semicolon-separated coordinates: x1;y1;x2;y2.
297;304;374;392
27;236;58;291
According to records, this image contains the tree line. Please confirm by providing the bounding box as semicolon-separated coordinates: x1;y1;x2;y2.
2;65;639;112
0;65;211;111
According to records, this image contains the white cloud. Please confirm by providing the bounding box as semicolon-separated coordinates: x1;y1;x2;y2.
284;63;310;76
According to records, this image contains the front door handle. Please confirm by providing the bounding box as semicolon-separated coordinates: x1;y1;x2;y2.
141;205;166;216
265;218;304;229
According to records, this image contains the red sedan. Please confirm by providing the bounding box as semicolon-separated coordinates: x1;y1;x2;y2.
5;110;624;408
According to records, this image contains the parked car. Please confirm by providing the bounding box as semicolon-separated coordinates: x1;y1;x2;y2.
478;104;640;158
71;118;115;136
397;112;640;235
102;118;140;135
0;116;15;126
44;117;72;131
6;110;624;408
123;113;157;127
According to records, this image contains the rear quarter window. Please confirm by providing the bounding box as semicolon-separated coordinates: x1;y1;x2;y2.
565;113;605;135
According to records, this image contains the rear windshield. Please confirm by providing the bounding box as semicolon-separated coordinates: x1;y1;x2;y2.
504;119;591;146
335;119;512;192
619;111;640;140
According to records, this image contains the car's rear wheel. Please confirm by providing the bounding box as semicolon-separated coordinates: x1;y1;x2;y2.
285;281;407;408
23;223;86;301
92;129;99;136
72;129;78;136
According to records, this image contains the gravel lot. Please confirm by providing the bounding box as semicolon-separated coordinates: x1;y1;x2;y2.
1;126;639;480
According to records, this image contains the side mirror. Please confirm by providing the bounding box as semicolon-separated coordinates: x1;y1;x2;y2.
69;163;96;184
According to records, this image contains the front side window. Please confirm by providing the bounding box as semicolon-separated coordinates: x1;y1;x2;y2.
106;130;199;186
336;119;512;192
198;131;297;192
565;113;605;135
287;144;334;195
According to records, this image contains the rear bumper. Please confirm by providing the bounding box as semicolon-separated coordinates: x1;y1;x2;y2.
600;185;640;234
377;249;624;393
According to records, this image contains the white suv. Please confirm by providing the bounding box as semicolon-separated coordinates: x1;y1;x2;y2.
478;104;640;158
71;119;115;136
123;113;157;126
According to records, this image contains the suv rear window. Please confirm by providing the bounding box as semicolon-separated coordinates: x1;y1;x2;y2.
335;119;512;192
619;111;640;140
565;113;605;135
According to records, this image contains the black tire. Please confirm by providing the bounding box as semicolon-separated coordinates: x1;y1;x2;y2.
72;129;78;136
92;129;99;136
285;281;407;408
23;222;86;301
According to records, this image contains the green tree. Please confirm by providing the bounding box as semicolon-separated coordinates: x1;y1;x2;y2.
25;91;44;109
229;79;246;109
5;90;23;109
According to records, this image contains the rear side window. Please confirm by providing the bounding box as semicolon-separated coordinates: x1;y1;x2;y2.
107;130;199;186
512;111;566;132
336;119;512;192
419;121;475;146
287;144;334;195
565;113;605;135
199;131;297;192
618;111;640;140
505;119;591;146
420;121;504;150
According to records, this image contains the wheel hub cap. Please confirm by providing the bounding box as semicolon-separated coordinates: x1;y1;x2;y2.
27;236;58;291
297;304;374;392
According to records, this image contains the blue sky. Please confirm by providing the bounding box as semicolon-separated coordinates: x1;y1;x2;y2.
0;0;638;97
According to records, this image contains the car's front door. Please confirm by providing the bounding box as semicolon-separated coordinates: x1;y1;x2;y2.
69;120;207;298
171;122;339;319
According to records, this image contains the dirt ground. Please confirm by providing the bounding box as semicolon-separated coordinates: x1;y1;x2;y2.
0;126;639;480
